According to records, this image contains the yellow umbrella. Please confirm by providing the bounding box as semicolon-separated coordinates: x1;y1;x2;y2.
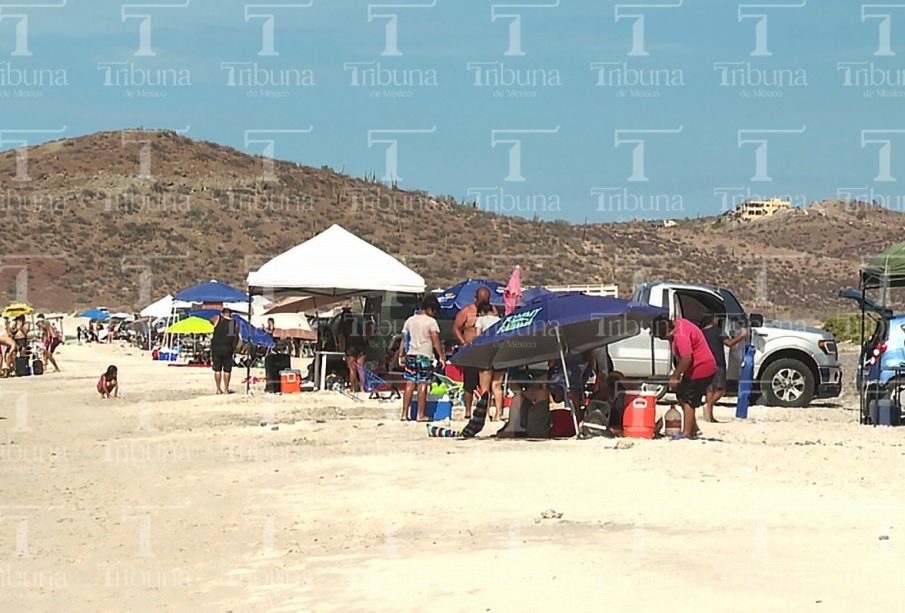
2;303;33;318
165;316;214;335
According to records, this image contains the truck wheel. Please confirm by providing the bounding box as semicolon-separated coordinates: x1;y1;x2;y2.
760;358;815;407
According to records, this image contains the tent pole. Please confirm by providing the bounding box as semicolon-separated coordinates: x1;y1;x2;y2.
313;297;321;390
555;327;579;438
246;287;253;396
860;282;866;425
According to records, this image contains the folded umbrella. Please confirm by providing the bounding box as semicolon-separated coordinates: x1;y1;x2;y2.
503;266;522;316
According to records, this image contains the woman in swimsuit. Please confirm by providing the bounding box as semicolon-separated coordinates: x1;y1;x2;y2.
8;315;30;353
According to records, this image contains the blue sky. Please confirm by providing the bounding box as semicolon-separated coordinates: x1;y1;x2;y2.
2;0;903;221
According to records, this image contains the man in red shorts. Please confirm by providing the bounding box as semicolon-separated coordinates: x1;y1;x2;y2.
653;316;716;439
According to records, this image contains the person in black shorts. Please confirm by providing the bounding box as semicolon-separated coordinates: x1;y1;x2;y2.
453;286;495;419
653;316;717;440
700;313;748;423
210;308;239;394
338;309;371;393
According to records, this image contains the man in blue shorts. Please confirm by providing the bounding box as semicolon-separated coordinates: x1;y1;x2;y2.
400;295;446;421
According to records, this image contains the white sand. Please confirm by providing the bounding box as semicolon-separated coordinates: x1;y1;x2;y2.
2;340;904;611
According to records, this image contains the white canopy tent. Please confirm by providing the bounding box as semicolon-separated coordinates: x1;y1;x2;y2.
247;224;426;297
245;224;426;391
140;295;191;319
224;295;271;316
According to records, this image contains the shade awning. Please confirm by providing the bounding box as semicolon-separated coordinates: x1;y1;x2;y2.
247;225;425;296
175;280;248;303
862;241;905;289
264;295;348;315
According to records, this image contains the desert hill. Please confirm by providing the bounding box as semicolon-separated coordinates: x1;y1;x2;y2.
0;130;902;318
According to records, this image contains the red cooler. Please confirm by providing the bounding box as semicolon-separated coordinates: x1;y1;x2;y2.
623;392;657;439
280;369;301;394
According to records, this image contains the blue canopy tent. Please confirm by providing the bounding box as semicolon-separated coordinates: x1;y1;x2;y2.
185;309;275;348
175;280;248;303
452;293;666;435
161;281;250;353
78;309;110;321
518;286;554;307
436;279;505;317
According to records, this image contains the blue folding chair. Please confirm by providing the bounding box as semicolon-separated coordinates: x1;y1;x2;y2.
355;363;401;401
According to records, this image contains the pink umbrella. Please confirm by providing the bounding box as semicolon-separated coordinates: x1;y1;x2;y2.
503;265;522;315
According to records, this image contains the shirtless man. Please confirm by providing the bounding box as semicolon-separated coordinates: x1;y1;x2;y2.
36;314;62;373
0;318;15;371
453;286;495;419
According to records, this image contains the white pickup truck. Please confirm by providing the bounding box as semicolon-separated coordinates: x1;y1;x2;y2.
609;282;843;407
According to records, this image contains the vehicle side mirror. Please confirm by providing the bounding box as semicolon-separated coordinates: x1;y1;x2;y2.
749;313;764;328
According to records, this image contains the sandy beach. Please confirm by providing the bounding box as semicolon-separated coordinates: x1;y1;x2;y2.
3;339;904;611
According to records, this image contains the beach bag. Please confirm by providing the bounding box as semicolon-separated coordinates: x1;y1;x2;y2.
549;409;576;438
525;400;551;438
581;404;611;438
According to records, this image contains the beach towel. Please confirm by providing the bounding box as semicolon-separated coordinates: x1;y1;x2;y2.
425;391;491;438
426;424;457;437
459;391;489;438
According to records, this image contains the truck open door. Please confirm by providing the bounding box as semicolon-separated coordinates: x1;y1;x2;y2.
719;288;748;382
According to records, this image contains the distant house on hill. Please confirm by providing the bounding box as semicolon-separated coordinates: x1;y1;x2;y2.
736;197;792;221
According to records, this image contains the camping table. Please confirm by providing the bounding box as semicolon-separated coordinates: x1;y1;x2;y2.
314;351;346;391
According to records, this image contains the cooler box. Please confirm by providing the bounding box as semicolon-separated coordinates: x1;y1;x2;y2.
550;409;576;438
444;363;464;382
15;356;31;377
280;369;301;394
623;392;657;439
409;394;453;421
869;399;901;426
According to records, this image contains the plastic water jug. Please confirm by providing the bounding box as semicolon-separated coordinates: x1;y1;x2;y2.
664;403;682;437
623;393;656;439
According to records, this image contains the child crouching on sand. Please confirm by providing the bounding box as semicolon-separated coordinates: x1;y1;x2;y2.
97;365;119;399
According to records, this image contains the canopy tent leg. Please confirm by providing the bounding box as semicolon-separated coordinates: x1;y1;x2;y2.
246;287;253;396
860;283;866;425
555;327;580;438
313;298;322;391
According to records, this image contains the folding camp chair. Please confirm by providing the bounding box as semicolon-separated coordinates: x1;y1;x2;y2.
432;372;465;407
355;363;401;401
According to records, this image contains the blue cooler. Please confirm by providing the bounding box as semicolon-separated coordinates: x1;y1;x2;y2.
409;394;453;421
869;399;901;426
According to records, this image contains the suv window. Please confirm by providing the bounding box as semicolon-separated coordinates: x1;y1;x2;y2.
632;284;651;304
675;290;723;325
718;288;746;316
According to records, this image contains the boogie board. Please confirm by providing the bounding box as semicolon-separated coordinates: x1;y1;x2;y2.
735;343;757;419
